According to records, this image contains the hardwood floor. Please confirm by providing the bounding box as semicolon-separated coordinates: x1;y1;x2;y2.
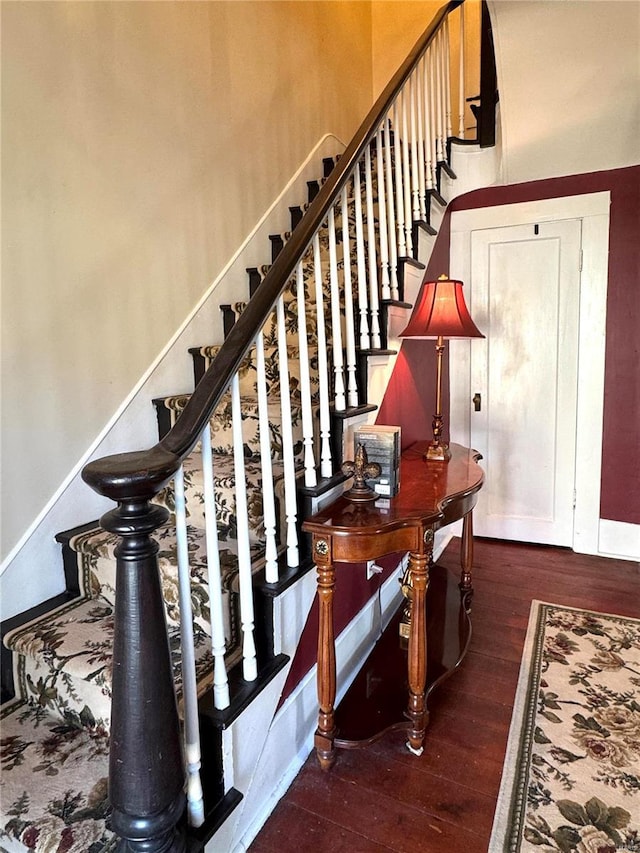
248;537;639;853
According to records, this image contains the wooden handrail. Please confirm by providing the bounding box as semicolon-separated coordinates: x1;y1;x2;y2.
83;0;463;495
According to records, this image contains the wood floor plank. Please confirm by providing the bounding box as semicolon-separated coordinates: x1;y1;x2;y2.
436;648;520;706
371;719;504;800
431;679;516;724
251;800;394;852
424;706;509;765
463;624;527;664
248;539;639;852
470;606;528;631
285;766;489;852
314;745;498;837
370;729;505;798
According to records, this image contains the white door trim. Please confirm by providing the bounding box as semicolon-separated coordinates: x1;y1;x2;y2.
449;191;611;556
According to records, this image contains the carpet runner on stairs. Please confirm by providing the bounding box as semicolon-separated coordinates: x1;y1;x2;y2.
1;699;114;852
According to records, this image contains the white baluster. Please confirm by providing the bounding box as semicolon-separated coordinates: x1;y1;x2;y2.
313;233;333;478
400;87;413;255
383;113;400;301
200;429;231;710
428;45;438;188
458;2;466;139
376;126;391;302
296;261;318;487
174;464;205;827
415;64;427;220
445;17;453;141
435;28;445;164
340;186;358;408
393;99;407;258
364;145;381;349
276;296;299;568
423;51;435;191
328;206;346;411
255;331;280;580
409;74;421;223
230;373;258;682
353;163;371;349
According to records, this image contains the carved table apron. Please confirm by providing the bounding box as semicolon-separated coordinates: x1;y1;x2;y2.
302;442;484;769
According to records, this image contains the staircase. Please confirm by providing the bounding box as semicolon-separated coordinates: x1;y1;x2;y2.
1;3;498;851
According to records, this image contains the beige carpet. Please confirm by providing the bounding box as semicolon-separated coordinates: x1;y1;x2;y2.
0;699;114;852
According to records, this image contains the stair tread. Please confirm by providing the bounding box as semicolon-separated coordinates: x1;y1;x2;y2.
166;349;318;406
68;447;294;560
6;595;115;683
414;218;437;236
69;509;271;610
428;187;447;206
5;594;219;732
5;596;117;729
153;387;307;411
0;699;114;851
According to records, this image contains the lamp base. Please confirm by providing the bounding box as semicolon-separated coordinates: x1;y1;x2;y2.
423;442;451;462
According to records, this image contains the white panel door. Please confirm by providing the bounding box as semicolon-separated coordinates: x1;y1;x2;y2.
469;219;582;545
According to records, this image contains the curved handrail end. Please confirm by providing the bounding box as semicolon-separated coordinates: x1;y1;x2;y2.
82;445;180;503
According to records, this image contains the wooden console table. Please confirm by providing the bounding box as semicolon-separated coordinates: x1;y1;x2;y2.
302;442;484;769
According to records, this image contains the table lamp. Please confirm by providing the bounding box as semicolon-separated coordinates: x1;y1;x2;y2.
399;274;484;461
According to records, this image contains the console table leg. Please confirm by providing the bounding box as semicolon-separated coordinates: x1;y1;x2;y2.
460;511;475;612
315;556;337;771
406;540;430;756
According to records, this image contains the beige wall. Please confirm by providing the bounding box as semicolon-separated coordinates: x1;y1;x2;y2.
489;0;640;183
1;0;373;560
371;1;481;137
372;0;441;96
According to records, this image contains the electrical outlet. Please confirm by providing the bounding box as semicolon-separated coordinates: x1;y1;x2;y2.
366;560;383;580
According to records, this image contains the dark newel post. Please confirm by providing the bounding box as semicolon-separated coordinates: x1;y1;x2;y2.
83;448;187;853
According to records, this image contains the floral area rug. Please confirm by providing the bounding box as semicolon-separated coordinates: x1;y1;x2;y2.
489;601;640;853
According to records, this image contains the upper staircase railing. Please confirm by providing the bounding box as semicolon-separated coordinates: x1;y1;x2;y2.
81;2;487;849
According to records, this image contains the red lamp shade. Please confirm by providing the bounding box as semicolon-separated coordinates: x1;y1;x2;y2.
398;275;484;461
399;277;484;340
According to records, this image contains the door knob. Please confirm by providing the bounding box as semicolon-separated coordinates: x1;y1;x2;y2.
473;393;482;412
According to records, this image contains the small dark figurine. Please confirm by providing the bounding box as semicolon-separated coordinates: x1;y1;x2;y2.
341;443;382;503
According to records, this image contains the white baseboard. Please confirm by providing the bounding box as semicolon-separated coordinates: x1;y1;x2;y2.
598;519;640;562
